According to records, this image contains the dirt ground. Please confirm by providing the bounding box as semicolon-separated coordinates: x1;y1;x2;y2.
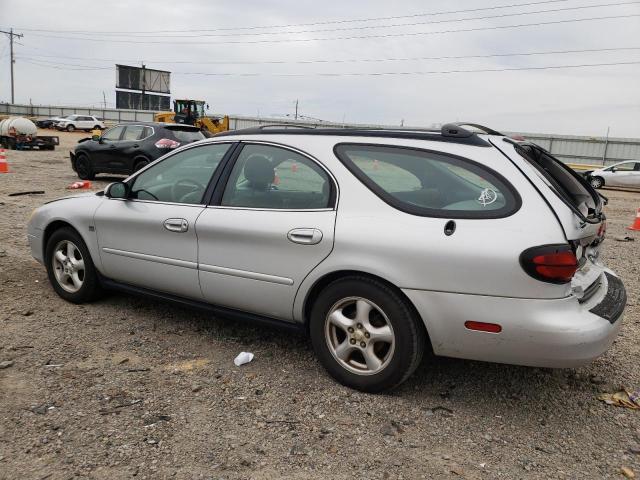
1;130;639;480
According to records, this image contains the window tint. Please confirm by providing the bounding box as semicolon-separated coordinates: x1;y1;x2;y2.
335;144;520;218
131;144;231;204
123;125;145;141
221;144;332;209
102;126;124;141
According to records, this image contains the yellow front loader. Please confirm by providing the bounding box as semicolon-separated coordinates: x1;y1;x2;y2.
154;99;229;135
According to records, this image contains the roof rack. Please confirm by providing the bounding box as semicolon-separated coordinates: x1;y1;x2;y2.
255;124;316;130
446;123;505;136
213;122;503;147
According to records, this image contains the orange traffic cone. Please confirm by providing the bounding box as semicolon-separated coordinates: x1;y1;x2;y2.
67;180;92;190
0;149;8;173
627;208;640;231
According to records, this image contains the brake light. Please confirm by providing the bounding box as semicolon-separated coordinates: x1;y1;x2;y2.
155;138;181;149
520;244;578;284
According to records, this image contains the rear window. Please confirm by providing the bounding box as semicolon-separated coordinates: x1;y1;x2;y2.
165;127;205;143
516;144;600;217
334;144;520;219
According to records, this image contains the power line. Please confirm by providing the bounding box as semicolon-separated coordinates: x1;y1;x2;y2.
16;2;640;39
21;59;640;76
10;14;640;46
2;0;572;34
16;46;640;66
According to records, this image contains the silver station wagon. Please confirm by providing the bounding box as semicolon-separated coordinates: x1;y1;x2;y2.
27;123;627;392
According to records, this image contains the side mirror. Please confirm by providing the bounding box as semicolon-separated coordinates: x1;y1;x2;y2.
610;167;616;173
105;182;129;199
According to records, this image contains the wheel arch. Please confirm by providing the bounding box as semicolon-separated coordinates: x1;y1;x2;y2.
301;269;432;349
42;219;103;273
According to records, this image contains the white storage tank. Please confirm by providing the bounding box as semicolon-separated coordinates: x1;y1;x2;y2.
0;116;38;137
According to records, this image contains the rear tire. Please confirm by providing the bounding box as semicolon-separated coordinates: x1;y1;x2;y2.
590;176;604;189
75;154;95;180
66;124;75;132
132;158;149;173
310;276;426;393
45;227;103;303
93;125;100;130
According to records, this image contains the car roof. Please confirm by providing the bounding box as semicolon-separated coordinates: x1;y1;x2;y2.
213;122;502;147
112;121;201;130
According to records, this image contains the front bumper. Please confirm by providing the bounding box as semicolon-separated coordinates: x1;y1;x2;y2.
403;272;625;368
28;229;44;265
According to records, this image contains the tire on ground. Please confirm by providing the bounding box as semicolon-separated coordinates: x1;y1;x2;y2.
75;154;95;180
45;226;103;304
309;275;426;393
133;158;149;173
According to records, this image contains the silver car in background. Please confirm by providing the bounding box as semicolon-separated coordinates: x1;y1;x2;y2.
587;160;640;189
27;123;626;392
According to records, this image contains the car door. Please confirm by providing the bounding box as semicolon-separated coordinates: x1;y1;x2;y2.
114;125;147;171
77;116;90;130
92;125;125;169
603;162;636;187
94;142;235;298
196;142;338;320
617;161;640;187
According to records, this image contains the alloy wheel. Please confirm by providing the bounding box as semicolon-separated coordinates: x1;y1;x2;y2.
325;297;395;375
51;240;85;293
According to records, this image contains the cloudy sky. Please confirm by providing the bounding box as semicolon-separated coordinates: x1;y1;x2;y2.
1;0;639;136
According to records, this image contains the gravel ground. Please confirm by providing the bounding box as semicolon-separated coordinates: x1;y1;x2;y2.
0;131;639;480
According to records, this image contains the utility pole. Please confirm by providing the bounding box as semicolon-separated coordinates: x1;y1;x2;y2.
140;62;146;110
102;91;107;109
294;99;298;120
0;28;24;103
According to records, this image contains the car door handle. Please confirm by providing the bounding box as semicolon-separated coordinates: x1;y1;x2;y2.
287;228;323;245
163;218;189;233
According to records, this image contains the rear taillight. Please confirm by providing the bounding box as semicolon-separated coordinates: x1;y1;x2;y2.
520;244;578;284
155;138;181;149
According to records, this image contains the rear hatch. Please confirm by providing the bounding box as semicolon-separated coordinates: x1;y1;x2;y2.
492;138;607;302
164;125;206;144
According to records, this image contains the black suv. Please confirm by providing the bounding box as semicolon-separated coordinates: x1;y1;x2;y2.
70;122;205;179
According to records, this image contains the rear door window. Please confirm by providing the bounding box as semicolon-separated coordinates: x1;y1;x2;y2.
102;126;124;141
334;144;520;218
220;144;334;209
123;125;145;141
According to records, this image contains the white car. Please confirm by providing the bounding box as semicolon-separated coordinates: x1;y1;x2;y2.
27;123;626;392
587;160;640;189
55;115;105;132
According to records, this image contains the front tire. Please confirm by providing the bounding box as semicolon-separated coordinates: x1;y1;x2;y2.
310;276;426;393
590;176;604;189
75;154;95;180
66;124;75;132
45;227;103;303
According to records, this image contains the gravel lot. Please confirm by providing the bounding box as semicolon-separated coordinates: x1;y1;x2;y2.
1;130;639;479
